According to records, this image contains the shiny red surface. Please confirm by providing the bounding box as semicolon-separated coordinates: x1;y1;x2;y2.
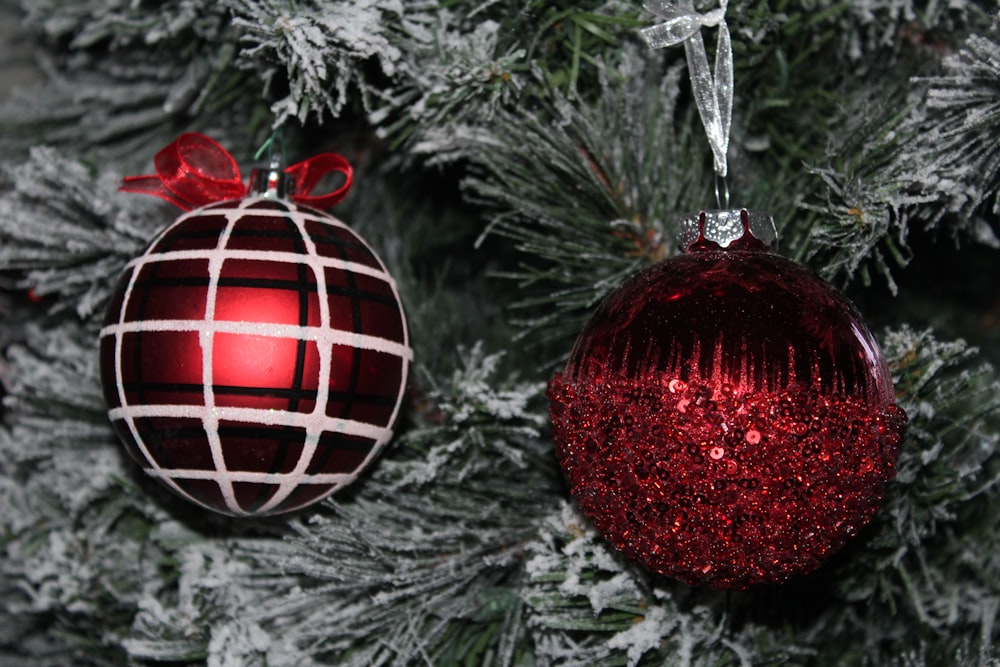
562;250;895;404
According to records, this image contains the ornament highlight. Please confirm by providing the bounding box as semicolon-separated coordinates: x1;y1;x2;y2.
547;210;906;588
100;134;411;516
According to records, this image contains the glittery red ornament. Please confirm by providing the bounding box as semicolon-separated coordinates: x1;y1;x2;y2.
100;135;411;516
547;210;906;589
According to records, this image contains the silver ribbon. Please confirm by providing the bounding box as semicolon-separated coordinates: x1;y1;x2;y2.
640;0;732;178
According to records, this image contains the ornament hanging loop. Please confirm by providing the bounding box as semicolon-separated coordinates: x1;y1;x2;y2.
253;126;288;168
714;172;730;210
641;0;733;179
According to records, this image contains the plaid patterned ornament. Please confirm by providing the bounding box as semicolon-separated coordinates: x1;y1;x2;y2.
100;134;411;516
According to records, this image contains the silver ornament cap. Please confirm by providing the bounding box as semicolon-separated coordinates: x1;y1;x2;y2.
677;209;778;252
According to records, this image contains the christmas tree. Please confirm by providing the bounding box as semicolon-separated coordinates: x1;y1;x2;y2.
2;0;999;664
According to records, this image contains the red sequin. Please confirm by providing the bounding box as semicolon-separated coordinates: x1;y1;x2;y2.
548;242;907;588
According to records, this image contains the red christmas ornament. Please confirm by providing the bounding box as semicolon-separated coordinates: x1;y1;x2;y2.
100;134;411;516
547;210;906;589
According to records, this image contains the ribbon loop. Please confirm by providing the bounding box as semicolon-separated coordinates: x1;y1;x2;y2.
284;152;354;209
120;133;244;211
640;0;733;178
120;132;354;211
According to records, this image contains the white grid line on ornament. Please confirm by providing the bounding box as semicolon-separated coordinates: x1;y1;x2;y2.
107;197;412;515
200;204;241;512
144;467;358;485
107;404;393;440
119;247;395;286
100;319;412;360
262;202;341;513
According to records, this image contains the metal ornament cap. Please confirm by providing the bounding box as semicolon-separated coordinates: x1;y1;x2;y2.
248;163;294;201
677;209;777;253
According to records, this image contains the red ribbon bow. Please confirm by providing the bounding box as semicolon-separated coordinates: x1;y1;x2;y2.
120;133;353;211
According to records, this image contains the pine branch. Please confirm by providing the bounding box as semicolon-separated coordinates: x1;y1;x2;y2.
234;344;557;665
0;321;303;667
462;46;712;357
226;0;414;125
19;0;227;48
793;19;1000;292
0;147;156;318
524;504;814;666
369;14;527;164
366;0;648;163
916;27;1000;238
795;91;942;294
0;2;277;163
0;322;147;666
515;1;646;94
832;326;1000;664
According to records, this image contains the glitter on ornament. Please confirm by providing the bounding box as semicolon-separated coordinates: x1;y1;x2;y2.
101;134;411;517
547;209;907;589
